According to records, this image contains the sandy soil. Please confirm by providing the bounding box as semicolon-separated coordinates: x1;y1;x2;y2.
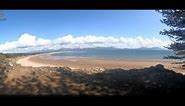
2;53;185;95
17;55;57;67
16;53;183;72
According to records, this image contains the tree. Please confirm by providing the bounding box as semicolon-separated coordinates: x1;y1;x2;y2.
158;10;185;60
0;10;6;21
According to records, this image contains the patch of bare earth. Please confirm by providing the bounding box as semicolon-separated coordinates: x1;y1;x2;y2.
2;64;109;95
2;61;185;96
3;64;61;95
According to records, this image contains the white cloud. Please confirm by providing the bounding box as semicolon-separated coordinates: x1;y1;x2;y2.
0;33;52;52
37;38;52;46
18;33;37;46
0;33;171;53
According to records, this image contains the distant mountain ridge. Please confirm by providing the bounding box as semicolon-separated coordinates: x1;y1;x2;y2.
136;47;165;50
23;47;166;53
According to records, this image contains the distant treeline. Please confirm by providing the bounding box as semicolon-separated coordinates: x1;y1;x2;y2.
0;52;46;59
163;51;185;59
163;55;185;59
176;50;185;56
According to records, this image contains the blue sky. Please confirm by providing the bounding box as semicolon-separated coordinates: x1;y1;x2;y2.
0;10;172;53
0;10;169;43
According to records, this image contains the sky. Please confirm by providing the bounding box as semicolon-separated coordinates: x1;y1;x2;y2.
0;10;172;53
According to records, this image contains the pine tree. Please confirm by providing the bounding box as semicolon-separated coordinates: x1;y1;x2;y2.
158;10;185;60
0;10;6;21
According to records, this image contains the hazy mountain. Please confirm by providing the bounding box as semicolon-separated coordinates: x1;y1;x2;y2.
137;47;165;50
27;47;166;53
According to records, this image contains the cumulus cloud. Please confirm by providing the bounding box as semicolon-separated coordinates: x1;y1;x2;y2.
0;33;52;52
0;33;171;53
